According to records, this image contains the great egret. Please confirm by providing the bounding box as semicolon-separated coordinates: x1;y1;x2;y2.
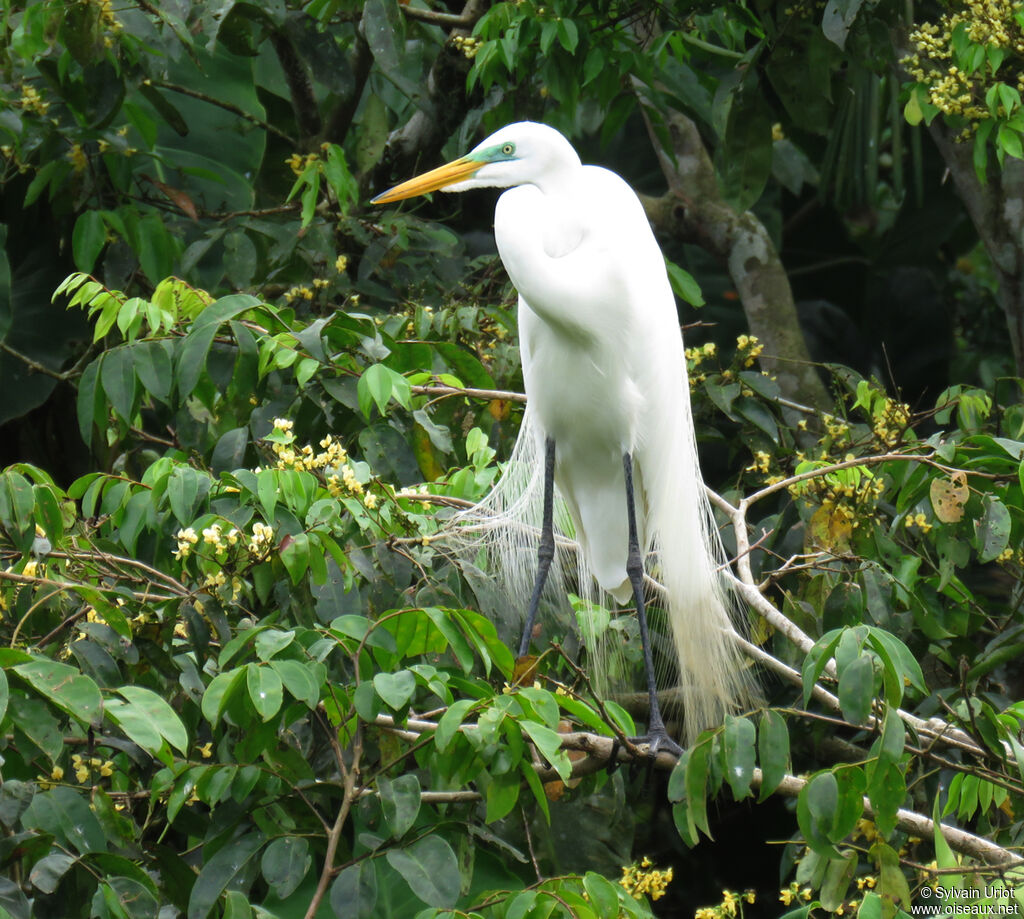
372;122;752;752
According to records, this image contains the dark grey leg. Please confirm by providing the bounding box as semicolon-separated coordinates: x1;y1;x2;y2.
623;452;682;758
519;437;556;658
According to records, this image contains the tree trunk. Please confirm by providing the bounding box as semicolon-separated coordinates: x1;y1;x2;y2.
639;107;832;411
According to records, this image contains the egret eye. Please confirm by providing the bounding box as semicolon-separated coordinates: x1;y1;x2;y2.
501;142;515;156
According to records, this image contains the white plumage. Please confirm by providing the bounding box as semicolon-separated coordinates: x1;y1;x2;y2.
374;122;752;745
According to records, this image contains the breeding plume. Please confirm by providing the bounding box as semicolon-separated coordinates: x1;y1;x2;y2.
373;122;751;751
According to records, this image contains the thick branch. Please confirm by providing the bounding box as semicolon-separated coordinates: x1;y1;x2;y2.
269;29;322;141
636;105;831;412
375;0;486;182
374;715;1020;867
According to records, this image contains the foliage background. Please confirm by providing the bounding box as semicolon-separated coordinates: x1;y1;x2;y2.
2;1;1024;918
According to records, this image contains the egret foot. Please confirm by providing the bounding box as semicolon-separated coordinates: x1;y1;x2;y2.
628;728;683;761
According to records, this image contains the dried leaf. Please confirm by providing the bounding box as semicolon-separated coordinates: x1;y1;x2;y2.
512;655;538;686
808;504;853;553
930;471;968;523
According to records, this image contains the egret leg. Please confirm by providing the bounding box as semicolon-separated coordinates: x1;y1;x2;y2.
518;437;556;659
623;452;683;759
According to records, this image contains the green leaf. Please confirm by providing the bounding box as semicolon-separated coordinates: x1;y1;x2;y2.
666;259;705;306
28;852;76;895
384;836;460;908
757;709;790;799
176;295;259;398
838;654;875;725
358;363;393;418
72;210;107;273
932;794;966;891
685;739;713;839
819;849;857;911
876;707;905;769
14;658;103;727
187;832;264;919
106;686;189;764
260;836;310;900
167;465;205;526
330;862;378;919
867;760;906;838
280;531;310;584
22;786;107;855
247;663;283;721
201;666;247;724
223;891;253;919
722;715;756;799
269;659;320;708
798;771;842;857
485;770;520;823
373;670;416;711
378;774;421;839
0;780;35;828
833;766;866;840
520;719;570;781
974;494;1011;562
582;873;620;917
436;698;475;752
76;358;102;446
869;840;911;912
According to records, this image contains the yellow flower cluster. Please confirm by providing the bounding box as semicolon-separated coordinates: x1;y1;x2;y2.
19;84;49;116
736;334;763;368
903;0;1024;126
685;341;718;365
694;889;755;919
271;427;347;474
286;152;319;176
778;882;813;906
452;34;481;58
746;450;772;475
249;521;275;556
176;523;274;561
824;413;852;445
284;284;315;302
854;817;880;842
335;254;349;273
71;753;114;784
174;527;199;560
68;143;88;173
871;398;910;446
284;278;332;303
904;511;934;533
202;523;241;552
620;857;674;902
269;421;375;505
36;765;64;790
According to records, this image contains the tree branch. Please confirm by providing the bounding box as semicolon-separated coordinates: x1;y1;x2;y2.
372;715;1022;867
634;102;831;412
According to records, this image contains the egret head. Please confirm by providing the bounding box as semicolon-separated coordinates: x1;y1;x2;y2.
371;122;581;204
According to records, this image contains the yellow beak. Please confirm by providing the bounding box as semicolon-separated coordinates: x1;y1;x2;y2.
371;156;481;205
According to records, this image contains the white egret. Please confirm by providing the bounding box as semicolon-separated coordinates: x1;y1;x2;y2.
373;122;752;752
